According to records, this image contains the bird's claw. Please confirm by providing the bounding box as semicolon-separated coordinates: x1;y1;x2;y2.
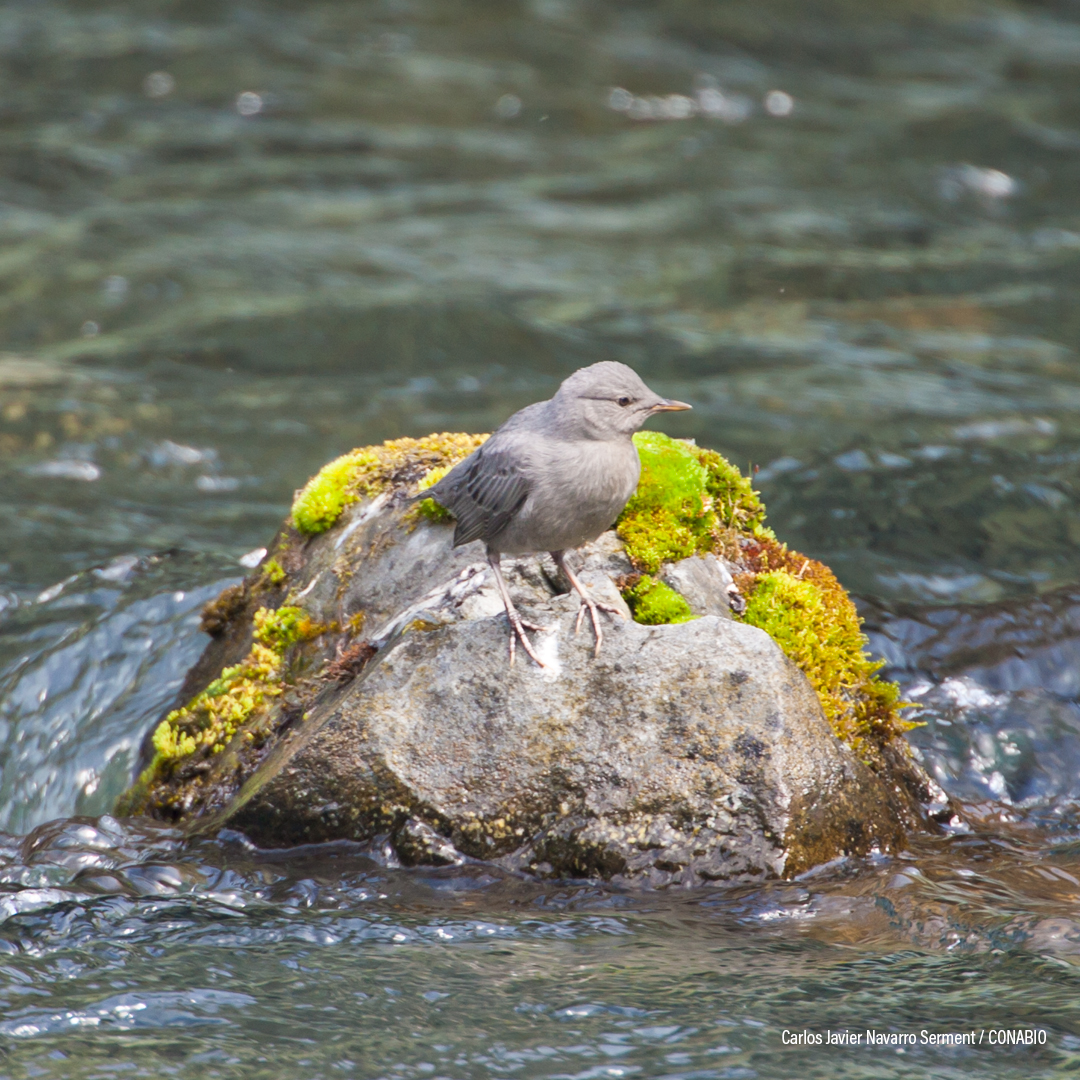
487;551;549;669
573;599;622;634
507;613;547;668
574;597;624;657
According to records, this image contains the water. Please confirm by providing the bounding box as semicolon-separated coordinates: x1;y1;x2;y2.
3;0;1080;1075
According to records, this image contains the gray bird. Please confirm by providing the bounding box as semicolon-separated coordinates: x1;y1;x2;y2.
422;361;691;666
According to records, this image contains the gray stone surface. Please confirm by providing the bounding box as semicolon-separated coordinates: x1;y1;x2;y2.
192;493;933;885
659;554;735;618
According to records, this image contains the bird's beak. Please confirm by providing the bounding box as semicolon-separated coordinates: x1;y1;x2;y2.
650;398;692;413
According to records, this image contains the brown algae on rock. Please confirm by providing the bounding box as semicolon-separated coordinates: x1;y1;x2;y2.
292;432;488;535
198;582;247;637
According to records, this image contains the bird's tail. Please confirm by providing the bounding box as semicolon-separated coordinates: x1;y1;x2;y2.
405;481;448;508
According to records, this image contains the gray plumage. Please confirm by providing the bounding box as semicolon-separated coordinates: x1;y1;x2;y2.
428;362;687;555
424;361;690;665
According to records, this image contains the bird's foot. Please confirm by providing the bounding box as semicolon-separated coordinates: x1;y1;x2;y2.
574;596;624;657
507;612;550;668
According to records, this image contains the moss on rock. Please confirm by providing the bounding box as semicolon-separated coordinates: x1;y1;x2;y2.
119;428;911;821
616;431;773;573
620;574;696;625
616;432;711;572
251;604;322;651
697;445;771;536
116;604;327;816
292;432;487;535
415;463;454;524
612;429;908;763
263;558;287;585
734;540;914;762
742;570;907;759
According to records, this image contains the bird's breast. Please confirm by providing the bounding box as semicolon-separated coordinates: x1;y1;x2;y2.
492;437;640;554
559;438;640;509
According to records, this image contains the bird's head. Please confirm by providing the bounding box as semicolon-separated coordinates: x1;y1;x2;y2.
552;361;691;439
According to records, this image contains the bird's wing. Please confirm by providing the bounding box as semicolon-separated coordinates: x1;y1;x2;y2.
438;440;531;547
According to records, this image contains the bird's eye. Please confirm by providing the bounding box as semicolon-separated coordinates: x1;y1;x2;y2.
617;396;632;407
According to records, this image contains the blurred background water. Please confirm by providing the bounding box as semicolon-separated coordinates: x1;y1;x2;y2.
4;0;1080;1076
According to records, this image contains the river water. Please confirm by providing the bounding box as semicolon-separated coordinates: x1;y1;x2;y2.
2;1;1080;1075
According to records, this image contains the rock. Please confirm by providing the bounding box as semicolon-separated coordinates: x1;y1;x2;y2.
224;577;913;884
659;554;735;618
118;433;945;885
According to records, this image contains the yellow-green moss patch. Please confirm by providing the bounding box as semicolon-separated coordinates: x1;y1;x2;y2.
151;638;283;763
416;463;454;523
620;574;696;625
158;604;324;762
734;540;913;762
252;605;322;651
696;445;770;536
742;570;905;757
616;431;773;574
613;429;905;761
292;451;363;534
117;604;328;815
292;432;487;535
263;558;287;585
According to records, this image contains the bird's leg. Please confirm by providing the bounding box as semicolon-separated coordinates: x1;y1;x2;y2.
551;550;623;658
487;550;547;668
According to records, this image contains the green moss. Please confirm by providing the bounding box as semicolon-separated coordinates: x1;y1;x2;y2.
120;604;327;814
291;433;487;535
621;574;696;625
611;428;902;759
292;450;371;534
263;558;287;585
617;432;711;573
696;446;772;537
741;567;909;760
416;463;453;524
616;431;774;574
252;605;320;651
152;638;284;763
